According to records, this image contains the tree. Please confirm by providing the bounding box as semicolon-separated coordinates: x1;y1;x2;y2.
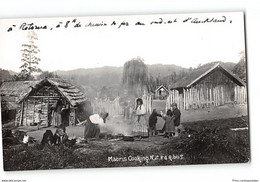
18;31;41;80
0;69;13;85
147;74;157;93
122;57;148;96
232;50;246;81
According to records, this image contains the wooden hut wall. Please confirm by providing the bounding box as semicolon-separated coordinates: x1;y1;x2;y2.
16;102;23;126
20;85;66;126
190;69;236;106
167;69;246;111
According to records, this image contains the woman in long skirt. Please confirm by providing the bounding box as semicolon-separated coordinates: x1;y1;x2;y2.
162;109;174;138
132;98;148;138
51;99;63;127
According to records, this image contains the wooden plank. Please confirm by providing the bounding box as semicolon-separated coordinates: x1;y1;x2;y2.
221;86;224;105
25;99;28;126
32;98;36;123
19;102;24;126
28;96;61;99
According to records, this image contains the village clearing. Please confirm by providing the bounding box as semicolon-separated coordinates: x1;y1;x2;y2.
2;103;249;170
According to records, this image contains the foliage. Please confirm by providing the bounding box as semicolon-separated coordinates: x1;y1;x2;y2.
0;69;13;85
37;71;59;79
232;50;246;81
3;117;249;170
122;57;148;96
167;116;249;164
18;31;41;80
12;73;34;81
169;128;250;164
146;74;157;93
98;86;120;100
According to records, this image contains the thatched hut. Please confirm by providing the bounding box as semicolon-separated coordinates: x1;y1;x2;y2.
167;63;247;110
0;78;90;126
154;85;169;100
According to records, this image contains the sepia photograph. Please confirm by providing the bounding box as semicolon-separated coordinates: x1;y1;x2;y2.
0;12;249;171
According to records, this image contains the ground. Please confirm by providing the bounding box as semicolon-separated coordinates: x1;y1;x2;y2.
152;100;247;129
2;103;249;171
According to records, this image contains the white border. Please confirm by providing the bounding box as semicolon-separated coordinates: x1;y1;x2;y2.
0;1;259;182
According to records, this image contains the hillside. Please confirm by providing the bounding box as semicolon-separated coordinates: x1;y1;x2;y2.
55;61;237;89
56;64;188;88
0;61;238;96
0;69;13;84
56;66;123;89
147;64;187;78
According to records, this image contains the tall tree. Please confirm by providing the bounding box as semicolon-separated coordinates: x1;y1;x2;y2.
147;74;157;93
122;57;148;96
232;50;246;81
18;31;41;80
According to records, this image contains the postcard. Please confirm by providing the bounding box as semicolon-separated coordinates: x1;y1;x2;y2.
0;12;249;171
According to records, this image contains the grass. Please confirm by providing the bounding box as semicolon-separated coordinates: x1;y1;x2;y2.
2;116;250;171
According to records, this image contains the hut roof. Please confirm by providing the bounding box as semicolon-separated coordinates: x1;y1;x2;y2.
169;63;245;90
0;78;88;109
0;81;38;110
155;85;169;93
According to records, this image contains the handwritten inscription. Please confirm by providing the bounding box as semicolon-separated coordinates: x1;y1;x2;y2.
150;18;177;25
5;15;232;32
183;16;227;24
85;21;107;27
19;23;47;30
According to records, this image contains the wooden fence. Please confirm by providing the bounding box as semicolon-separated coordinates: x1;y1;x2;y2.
92;95;153;117
234;85;247;104
166;85;247;111
142;94;153;114
92;97;123;116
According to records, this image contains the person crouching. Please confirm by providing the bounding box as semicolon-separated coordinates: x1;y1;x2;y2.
84;112;109;139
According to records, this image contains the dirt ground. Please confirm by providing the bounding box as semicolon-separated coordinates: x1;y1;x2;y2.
16;102;248;142
3;115;250;170
2;102;249;170
152;100;247;129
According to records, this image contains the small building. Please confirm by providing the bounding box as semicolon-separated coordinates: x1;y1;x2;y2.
154;85;169;100
167;63;247;110
0;78;90;126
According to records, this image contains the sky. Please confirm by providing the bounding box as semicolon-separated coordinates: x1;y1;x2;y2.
0;12;245;72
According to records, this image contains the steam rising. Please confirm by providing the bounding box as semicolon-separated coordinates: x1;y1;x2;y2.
100;115;133;136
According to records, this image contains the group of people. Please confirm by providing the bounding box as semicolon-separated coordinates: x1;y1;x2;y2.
50;99;70;133
83;98;181;139
134;99;181;138
34;98;181;140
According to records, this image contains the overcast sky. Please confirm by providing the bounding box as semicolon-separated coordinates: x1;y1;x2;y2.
0;12;245;72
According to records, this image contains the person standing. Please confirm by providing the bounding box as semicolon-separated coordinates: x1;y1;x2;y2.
132;98;148;138
162;109;174;138
35;109;43;130
35;109;42;130
61;105;70;133
171;103;181;137
52;99;63;127
148;109;162;136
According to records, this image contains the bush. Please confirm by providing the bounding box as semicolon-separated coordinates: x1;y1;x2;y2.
162;127;250;164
